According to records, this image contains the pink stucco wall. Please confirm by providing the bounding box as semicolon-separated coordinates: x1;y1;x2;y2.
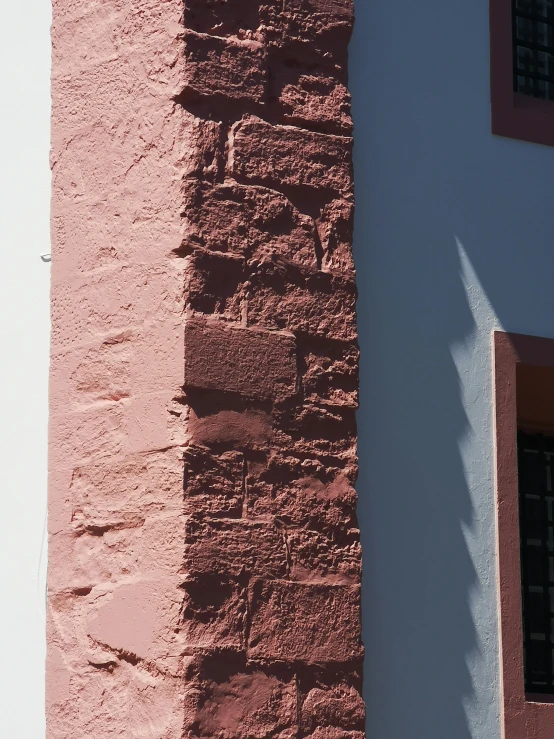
48;2;188;733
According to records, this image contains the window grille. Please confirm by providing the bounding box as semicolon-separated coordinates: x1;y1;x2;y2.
518;430;554;694
513;0;554;100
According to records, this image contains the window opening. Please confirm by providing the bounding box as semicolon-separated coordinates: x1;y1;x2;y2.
518;430;554;694
513;0;554;100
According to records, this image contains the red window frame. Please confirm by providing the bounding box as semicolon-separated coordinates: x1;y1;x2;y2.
490;0;554;147
494;331;554;739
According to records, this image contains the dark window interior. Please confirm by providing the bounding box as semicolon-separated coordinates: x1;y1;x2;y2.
518;430;554;694
513;0;554;100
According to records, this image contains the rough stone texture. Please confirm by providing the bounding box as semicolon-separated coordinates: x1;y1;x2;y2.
49;0;363;735
274;69;352;133
246;260;357;340
181;577;247;651
184;316;298;400
301;684;366;733
183;657;297;739
183;446;244;516
185;518;288;577
307;730;365;739
248;580;362;663
245;453;358;527
182;31;268;103
181;182;317;268
229;117;353;194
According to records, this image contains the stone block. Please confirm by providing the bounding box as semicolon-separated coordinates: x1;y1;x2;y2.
180;110;223;181
50;262;184;351
262;0;353;70
188;406;273;449
181;576;246;650
229;117;353;194
185;519;288;577
273;402;357;458
248;580;362;663
301;684;365;732
288;528;362;580
275;70;352;133
70;449;183;527
49;510;184;591
182;182;317;268
183;31;267;103
184;317;297;400
246;453;358;528
183;446;244;516
246;260;357;342
87;578;183;674
184;660;297;738
185;250;246;322
306;730;364;739
301;340;359;408
317;198;355;273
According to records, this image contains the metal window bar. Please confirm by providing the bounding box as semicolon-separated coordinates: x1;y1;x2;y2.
518;430;554;694
512;0;554;100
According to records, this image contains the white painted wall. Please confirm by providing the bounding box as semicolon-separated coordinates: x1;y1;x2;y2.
351;1;554;737
0;0;51;735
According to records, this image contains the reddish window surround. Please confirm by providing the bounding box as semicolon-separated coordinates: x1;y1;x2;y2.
494;331;554;739
490;0;554;147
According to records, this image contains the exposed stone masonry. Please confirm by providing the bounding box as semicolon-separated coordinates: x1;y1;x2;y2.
179;1;363;737
48;0;362;736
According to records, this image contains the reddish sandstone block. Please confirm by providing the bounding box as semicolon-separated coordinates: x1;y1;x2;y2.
273;402;357;458
306;729;364;739
229;117;353;194
185;519;288;577
183;446;244;516
183;31;267;103
181;577;246;650
246;453;358;528
184;317;297;400
301;340;359;408
184;662;297;738
276;71;352;133
301;684;365;732
185;250;245;321
248;580;362;663
317;198;355;273
52;517;184;590
285;0;353;20
288;528;362;580
262;0;353;69
181;109;224;182
182;182;317;268
188;406;273;449
246;260;357;341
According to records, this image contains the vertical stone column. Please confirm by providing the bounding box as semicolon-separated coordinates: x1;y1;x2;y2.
48;0;363;736
179;2;364;737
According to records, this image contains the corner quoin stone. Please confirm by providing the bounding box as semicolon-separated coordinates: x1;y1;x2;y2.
184;316;298;400
182;31;268;103
229;116;353;193
248;580;363;664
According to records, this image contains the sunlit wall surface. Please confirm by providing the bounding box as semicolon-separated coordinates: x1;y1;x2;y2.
0;1;51;735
